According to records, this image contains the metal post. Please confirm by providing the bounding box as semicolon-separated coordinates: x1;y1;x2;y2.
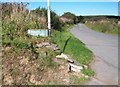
48;0;51;36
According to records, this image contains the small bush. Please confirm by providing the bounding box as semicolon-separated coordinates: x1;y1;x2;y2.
62;12;78;24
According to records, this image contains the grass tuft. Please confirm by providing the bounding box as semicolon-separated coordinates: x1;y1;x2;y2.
82;69;95;76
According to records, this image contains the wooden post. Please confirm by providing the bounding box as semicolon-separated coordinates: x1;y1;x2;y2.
48;0;51;36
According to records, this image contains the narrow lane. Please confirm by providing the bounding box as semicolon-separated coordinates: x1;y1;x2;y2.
71;24;118;85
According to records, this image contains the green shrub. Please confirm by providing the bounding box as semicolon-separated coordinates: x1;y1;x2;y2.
32;7;62;30
62;12;78;24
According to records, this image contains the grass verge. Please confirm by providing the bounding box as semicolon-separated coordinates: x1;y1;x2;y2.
52;25;93;65
52;25;95;78
52;25;95;80
85;22;119;36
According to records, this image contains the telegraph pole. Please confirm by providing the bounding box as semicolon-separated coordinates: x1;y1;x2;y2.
48;0;51;36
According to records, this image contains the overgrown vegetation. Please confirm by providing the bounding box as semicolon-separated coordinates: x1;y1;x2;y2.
1;2;97;85
1;2;60;60
1;2;62;85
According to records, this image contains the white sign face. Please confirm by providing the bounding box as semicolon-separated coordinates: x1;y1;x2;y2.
27;29;48;37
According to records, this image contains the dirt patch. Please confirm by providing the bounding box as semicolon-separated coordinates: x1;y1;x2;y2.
2;46;83;85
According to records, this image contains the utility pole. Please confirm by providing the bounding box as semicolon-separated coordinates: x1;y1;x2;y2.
48;0;51;36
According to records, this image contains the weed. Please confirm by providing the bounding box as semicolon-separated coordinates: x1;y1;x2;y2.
39;57;57;67
10;67;20;77
37;48;58;67
81;69;95;76
70;75;89;85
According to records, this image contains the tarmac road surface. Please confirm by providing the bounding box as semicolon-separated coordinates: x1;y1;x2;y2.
71;23;118;85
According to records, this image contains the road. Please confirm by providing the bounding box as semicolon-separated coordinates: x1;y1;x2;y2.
71;23;118;85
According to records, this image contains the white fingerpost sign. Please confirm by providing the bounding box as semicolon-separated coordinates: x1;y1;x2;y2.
28;0;51;37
